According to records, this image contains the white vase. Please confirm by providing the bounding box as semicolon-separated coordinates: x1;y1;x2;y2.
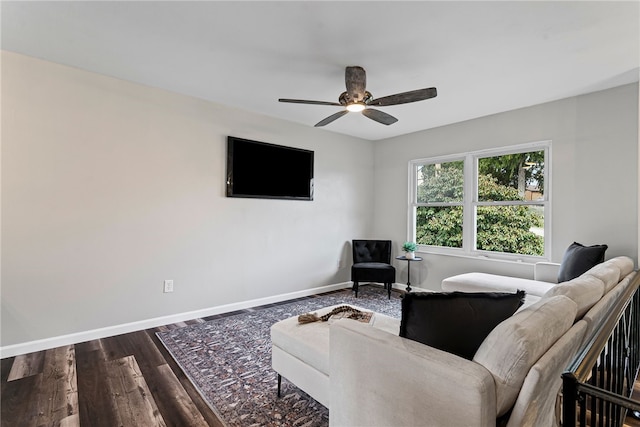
405;252;415;259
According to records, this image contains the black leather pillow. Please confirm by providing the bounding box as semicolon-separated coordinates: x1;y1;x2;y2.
557;242;608;283
399;291;525;360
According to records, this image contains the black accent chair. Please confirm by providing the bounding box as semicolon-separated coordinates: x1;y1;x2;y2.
351;240;396;299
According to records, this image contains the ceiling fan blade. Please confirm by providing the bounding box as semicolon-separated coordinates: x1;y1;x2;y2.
367;87;437;107
279;98;342;106
315;110;348;127
362;108;398;125
345;66;366;100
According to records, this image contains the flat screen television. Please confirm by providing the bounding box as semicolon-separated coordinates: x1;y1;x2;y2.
226;136;314;200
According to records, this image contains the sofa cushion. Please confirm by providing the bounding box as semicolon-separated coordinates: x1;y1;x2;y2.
399;291;525;360
585;256;635;293
543;274;604;319
557;242;608;282
607;256;635;279
505;320;587;427
585;263;622;293
473;295;577;416
581;271;636;346
441;272;555;297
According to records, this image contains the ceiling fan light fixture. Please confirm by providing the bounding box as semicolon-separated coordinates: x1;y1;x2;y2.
278;66;437;127
346;102;365;113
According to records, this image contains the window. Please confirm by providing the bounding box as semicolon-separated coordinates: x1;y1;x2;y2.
409;142;550;260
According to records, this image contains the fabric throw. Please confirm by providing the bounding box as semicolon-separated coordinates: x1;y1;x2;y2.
157;285;401;427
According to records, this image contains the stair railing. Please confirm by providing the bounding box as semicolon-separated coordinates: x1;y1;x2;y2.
562;271;640;426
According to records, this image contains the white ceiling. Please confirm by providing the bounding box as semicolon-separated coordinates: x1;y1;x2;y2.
2;1;639;141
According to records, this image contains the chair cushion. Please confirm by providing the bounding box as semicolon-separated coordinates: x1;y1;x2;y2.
473;295;577;416
351;262;396;283
353;262;394;270
399;291;525;360
557;242;608;282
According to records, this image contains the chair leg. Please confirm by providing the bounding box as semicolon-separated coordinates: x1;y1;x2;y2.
277;374;281;397
353;282;359;298
387;283;391;299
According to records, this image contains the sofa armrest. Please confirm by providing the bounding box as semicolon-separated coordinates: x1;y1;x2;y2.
329;319;497;427
534;262;560;283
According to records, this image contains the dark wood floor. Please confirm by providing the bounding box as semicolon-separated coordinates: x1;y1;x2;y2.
1;322;224;427
0;289;350;427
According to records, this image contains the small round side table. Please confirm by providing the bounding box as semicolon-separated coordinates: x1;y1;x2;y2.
395;255;423;292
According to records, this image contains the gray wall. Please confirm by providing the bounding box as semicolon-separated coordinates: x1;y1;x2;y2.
1;51;374;347
2;50;638;351
373;83;639;291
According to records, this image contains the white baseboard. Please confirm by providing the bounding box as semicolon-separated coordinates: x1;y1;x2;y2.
1;282;354;359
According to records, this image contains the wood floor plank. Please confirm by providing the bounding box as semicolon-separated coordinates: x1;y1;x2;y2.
30;345;79;426
98;334;131;361
0;372;40;426
1;356;15;383
111;330;167;370
7;351;45;381
59;413;81;427
105;355;167;427
150;363;210;427
75;343;120;427
146;329;225;427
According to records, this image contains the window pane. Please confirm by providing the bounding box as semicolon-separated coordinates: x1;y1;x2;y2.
478;151;544;202
416;160;464;203
476;205;544;255
416;206;463;248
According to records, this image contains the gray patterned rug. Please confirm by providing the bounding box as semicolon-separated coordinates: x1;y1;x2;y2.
157;285;402;427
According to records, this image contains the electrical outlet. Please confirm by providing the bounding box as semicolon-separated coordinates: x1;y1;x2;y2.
164;280;174;293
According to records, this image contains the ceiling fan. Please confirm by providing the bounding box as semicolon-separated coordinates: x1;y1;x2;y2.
278;66;437;127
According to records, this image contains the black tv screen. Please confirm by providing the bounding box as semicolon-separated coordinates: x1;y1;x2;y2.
226;137;314;200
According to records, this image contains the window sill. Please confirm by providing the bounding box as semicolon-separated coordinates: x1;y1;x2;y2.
417;249;548;266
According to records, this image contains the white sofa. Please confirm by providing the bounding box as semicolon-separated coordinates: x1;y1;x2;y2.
326;256;636;426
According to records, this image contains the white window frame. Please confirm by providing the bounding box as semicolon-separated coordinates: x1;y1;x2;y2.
408;141;552;262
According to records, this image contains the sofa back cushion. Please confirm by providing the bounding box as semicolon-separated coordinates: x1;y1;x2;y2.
399;291;525;360
581;271;637;347
585;256;635;293
543;274;604;319
505;320;587;427
585;263;622;293
607;256;635;280
473;295;577;416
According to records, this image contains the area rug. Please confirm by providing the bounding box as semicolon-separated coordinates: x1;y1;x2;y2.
157;285;402;427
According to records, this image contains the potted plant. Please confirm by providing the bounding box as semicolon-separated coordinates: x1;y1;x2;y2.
402;241;417;259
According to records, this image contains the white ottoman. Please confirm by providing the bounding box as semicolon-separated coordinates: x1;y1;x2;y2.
270;304;398;408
